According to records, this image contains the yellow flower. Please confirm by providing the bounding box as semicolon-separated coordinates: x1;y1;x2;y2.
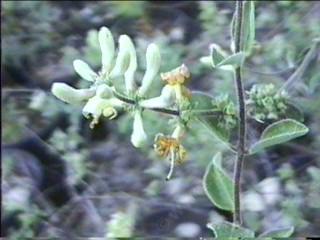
160;64;192;102
161;63;190;85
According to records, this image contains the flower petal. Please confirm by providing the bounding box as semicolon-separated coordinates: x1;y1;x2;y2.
73;59;97;82
99;26;115;73
51;82;95;104
109;35;131;79
96;84;113;99
122;35;138;93
139;85;176;109
138;43;161;96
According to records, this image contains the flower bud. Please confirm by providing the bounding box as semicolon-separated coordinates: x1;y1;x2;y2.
73;59;97;82
99;26;115;73
139;85;176;109
109;35;131;79
138;43;161;96
51;82;95;104
131;110;147;148
121;35;137;93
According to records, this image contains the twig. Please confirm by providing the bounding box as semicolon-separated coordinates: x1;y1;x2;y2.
113;90;222;117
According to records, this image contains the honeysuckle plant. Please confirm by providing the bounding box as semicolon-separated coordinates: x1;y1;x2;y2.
51;1;315;238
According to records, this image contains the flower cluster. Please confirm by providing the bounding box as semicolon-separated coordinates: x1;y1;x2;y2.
51;26;191;179
246;83;289;123
211;94;237;130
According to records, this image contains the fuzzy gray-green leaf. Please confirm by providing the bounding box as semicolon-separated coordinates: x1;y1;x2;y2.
203;153;234;211
250;119;309;154
259;226;294;238
207;221;255;238
241;1;255;56
217;51;246;68
190;92;230;142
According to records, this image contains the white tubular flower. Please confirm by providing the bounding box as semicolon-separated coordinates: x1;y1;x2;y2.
51;82;96;105
121;35;138;94
96;84;113;99
82;95;124;129
171;124;184;139
99;26;115;73
73;59;98;82
131;110;147;148
109;35;131;79
138;43;161;96
139;85;176;109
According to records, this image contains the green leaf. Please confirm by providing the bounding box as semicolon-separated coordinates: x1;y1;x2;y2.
210;43;228;67
241;1;255;56
250;119;309;154
230;11;236;52
190;92;230;142
207;221;255;238
203;153;234;211
217;52;246;68
281;38;319;92
259;226;294;238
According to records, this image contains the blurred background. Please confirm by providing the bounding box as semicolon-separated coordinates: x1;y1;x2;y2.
1;1;320;238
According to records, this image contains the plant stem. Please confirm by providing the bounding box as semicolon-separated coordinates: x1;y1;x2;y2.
233;0;246;225
113;90;180;116
113;90;222;117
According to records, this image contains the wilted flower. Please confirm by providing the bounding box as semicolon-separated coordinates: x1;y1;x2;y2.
154;125;187;180
139;64;191;110
161;64;192;102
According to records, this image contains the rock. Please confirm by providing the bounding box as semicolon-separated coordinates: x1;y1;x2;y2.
174;222;201;238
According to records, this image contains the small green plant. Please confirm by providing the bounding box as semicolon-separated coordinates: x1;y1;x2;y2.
50;1;315;237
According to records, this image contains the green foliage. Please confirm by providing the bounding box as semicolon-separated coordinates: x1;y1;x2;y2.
200;44;245;71
306;167;320;209
60;29;102;71
207;221;255;238
105;204;137;238
246;84;290;122
259;226;294;238
4;1;319;238
203;153;234;211
2;1;60;67
250;119;309;154
230;1;255;55
241;1;255;56
198;2;228;38
5;204;48;240
108;1;146;19
190;91;237;145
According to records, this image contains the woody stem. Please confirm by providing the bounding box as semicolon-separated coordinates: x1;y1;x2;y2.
233;0;246;225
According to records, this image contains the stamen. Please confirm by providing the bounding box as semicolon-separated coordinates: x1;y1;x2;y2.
166;149;176;181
